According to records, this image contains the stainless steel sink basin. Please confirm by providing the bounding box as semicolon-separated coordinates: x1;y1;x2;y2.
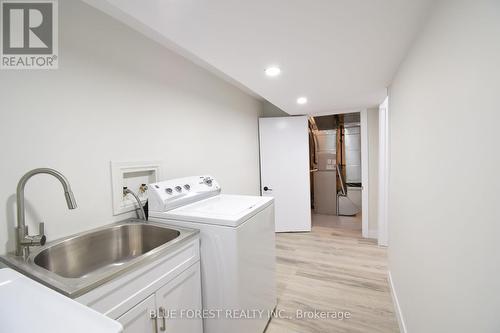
34;223;180;278
0;219;198;298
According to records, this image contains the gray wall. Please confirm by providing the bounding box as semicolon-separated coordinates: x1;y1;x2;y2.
0;0;263;254
261;100;289;118
388;0;500;331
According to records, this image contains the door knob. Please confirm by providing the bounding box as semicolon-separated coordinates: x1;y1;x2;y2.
263;186;272;192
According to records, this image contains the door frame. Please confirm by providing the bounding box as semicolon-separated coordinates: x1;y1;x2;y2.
360;110;370;239
310;109;371;239
377;97;389;246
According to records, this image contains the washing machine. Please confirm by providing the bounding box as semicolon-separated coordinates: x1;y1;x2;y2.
148;175;277;333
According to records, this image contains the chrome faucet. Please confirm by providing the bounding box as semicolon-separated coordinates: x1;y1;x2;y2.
16;168;77;257
123;187;146;220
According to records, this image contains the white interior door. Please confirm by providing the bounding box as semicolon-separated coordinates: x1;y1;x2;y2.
259;116;311;232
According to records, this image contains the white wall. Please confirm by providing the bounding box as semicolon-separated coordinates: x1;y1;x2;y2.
388;0;500;332
367;108;379;237
0;0;263;254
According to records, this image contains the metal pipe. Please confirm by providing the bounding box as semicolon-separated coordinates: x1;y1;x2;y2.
336;164;347;196
123;187;146;221
336;164;347;216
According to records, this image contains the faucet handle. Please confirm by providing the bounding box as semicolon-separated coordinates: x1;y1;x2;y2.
38;222;46;247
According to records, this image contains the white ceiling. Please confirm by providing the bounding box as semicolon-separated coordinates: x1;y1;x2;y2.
84;0;434;115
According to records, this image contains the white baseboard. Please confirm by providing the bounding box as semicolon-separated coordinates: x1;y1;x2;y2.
366;229;378;239
388;271;407;333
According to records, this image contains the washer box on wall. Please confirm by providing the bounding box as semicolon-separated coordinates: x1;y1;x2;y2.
110;161;161;215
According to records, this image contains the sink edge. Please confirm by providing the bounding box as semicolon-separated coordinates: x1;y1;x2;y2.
0;219;199;298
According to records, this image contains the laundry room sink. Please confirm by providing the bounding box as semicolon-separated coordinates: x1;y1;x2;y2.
34;223;180;278
0;219;198;298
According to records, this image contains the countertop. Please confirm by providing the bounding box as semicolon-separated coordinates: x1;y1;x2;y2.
0;268;123;333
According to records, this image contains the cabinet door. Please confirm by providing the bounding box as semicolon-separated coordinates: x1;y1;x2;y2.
117;294;157;333
155;263;203;333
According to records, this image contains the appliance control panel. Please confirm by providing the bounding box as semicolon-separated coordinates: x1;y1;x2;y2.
148;175;221;212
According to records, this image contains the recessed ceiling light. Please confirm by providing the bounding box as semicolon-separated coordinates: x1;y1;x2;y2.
297;97;308;105
265;66;281;77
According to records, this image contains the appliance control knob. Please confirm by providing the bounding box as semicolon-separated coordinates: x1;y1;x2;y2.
184;184;191;191
204;178;213;186
175;186;182;192
165;188;173;194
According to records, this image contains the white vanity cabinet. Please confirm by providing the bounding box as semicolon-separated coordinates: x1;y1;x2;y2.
76;236;203;333
154;263;203;332
117;294;157;333
117;263;203;333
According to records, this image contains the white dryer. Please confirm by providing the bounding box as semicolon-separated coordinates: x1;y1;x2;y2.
148;175;277;333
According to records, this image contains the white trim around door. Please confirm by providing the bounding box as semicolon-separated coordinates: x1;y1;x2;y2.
378;97;389;246
310;109;371;239
360;109;370;239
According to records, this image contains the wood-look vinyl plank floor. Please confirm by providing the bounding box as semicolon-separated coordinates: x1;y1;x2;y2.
266;213;399;333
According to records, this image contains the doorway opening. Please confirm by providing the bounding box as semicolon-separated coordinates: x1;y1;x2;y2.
309;112;364;236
